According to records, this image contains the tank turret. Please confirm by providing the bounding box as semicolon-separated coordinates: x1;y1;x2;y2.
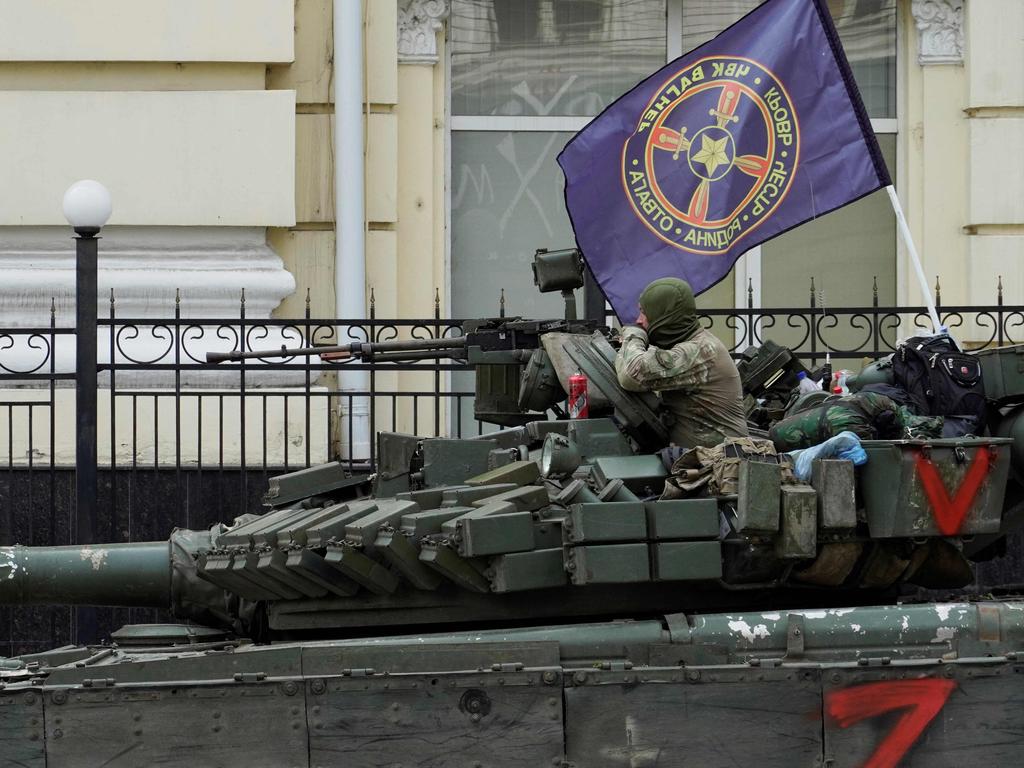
5;247;1024;642
2;368;1020;641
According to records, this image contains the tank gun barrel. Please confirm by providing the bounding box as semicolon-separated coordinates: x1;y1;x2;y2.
0;542;171;607
206;336;467;364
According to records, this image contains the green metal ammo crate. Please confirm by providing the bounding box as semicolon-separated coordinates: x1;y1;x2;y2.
974;344;1024;404
858;438;1011;538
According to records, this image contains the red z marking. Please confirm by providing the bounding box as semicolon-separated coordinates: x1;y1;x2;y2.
826;679;956;768
915;449;991;535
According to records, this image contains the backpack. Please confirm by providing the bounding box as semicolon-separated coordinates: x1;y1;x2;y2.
891;334;986;432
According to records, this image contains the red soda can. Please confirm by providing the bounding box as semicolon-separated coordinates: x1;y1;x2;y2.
568;372;589;419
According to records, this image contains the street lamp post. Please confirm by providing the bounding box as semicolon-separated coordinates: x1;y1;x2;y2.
62;180;111;595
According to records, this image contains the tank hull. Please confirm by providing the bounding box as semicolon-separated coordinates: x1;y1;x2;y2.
2;601;1022;767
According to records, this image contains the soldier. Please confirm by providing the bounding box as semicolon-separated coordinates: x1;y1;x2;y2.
615;277;748;448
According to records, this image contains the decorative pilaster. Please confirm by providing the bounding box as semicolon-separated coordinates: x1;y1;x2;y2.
911;0;965;65
0;226;300;385
397;0;449;65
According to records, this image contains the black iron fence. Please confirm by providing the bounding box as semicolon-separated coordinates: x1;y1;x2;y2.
1;280;1022;652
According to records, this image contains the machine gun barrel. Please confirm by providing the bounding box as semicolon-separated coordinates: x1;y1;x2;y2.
0;542;171;607
206;336;467;364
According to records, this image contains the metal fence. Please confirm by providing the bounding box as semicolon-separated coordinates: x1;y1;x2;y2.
2;279;1022;527
1;280;1022;651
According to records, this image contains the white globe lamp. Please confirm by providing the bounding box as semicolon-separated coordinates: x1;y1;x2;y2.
62;180;112;234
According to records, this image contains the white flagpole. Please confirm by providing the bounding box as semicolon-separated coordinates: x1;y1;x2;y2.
885;185;942;333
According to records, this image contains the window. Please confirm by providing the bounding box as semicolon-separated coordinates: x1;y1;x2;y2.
449;0;899;338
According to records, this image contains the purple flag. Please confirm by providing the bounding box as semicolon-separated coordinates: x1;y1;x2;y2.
558;0;890;322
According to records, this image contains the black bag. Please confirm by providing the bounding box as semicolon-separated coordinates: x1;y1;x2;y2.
892;334;986;431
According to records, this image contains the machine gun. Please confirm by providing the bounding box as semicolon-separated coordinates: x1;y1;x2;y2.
207;248;674;446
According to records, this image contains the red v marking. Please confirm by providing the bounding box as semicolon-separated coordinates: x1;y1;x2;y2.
826;679;956;768
915;449;991;536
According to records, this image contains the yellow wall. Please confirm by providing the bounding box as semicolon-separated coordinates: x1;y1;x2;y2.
0;0;293;62
964;0;1024;309
0;90;295;226
268;0;447;322
898;0;1024;315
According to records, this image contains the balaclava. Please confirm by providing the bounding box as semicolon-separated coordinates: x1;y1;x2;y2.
638;278;701;348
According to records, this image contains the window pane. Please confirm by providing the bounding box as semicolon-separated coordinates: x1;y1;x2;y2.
451;0;667;116
680;0;896;118
450;131;580;432
451;131;578;318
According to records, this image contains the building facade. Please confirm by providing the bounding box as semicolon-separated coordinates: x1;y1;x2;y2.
0;0;1018;324
0;0;1019;449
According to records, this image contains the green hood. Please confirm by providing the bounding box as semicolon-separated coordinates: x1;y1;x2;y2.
639;278;701;348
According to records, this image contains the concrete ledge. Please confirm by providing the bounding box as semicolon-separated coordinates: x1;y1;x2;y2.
0;0;294;63
0;90;296;226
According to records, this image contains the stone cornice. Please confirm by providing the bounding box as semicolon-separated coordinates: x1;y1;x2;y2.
911;0;965;65
397;0;449;65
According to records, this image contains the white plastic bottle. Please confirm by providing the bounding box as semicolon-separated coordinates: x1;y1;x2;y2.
796;371;819;394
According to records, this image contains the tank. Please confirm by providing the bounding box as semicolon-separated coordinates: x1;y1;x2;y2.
3;249;1024;766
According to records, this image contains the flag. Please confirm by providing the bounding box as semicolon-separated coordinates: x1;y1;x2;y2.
557;0;891;322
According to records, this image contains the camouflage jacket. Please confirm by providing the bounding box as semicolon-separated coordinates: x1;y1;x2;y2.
615;325;749;448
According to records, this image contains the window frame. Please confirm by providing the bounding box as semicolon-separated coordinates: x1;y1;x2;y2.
446;0;901;320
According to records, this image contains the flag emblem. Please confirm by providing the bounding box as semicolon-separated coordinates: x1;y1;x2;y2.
559;0;892;321
622;56;799;256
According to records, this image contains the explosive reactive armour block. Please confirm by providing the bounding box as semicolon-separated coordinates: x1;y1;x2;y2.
464;460;541;487
421;439;496;487
441;484;517;507
567;418;633;457
442;502;518;534
776;485;818;559
304;501;381;548
645;499;720;540
455;511;536;558
418;541;490;593
344;500;421;549
323;545;399;595
489;548;568;592
263;461;364;507
563;502;647;544
811;459;856;529
470;485;550;512
566;544;650;585
399;507;473;537
736;461;781;532
651;541;722;581
591;455;668;495
374;530;443;590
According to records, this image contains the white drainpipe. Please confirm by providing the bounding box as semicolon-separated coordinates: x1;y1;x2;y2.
334;0;371;461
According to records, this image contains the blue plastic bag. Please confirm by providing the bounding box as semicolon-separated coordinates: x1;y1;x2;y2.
786;430;867;482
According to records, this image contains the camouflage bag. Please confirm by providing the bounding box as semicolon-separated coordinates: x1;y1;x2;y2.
662;437;794;498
